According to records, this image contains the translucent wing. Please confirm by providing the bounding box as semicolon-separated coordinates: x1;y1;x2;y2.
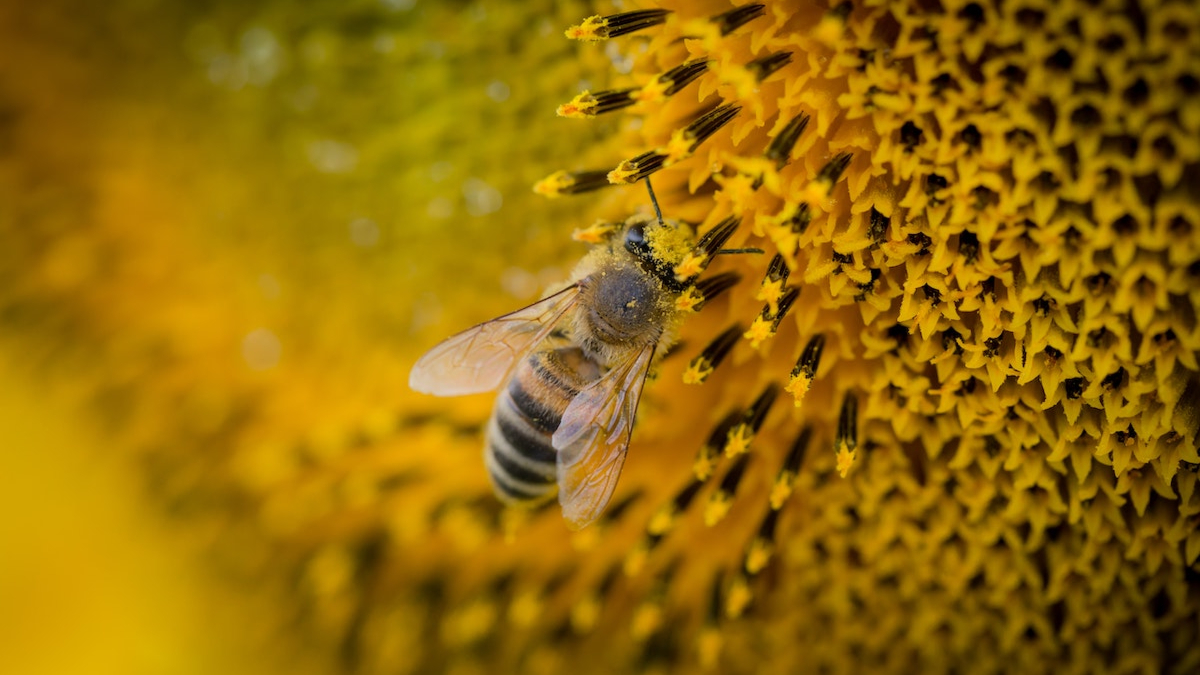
408;285;581;396
552;344;655;530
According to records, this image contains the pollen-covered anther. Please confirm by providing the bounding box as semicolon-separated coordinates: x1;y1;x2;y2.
834;392;858;478
770;427;812;509
663;103;741;163
635;58;709;103
705;454;750;526
744;287;799;348
786;334;825;407
608;151;668;184
565;9;671;41
745;51;793;82
724;383;780;457
556;89;637;118
683;325;742;384
534;169;612;197
757;253;790;315
572;220;618;244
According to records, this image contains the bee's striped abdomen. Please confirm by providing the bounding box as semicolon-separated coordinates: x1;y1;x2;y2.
484;348;597;505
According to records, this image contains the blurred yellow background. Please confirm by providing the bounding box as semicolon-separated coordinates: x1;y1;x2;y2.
0;1;602;672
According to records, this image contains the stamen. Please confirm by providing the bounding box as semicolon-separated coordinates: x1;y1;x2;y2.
570;565;621;633
746;51;793;82
691;271;741;308
769;426;813;509
764;112;810;169
637;59;709;102
695;411;741;480
799;152;853;203
786;334;826;407
835;391;859;477
695;215;741;258
712;3;766;36
724;383;780;457
744;287;799;348
534;169;613;196
756;253;790;315
572;220;619;244
608;150;668;184
744;508;780;574
705;453;750;526
683;324;742;385
565;9;672;41
664;103;741;161
725;573;752;619
646;479;704;536
557;88;638;118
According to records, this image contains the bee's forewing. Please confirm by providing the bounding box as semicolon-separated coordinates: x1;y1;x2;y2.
408;285;581;396
553;344;655;530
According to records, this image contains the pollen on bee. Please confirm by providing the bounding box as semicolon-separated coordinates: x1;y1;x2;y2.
572;220;618;243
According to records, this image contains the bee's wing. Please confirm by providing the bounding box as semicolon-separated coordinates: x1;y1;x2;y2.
552;344;655;530
408;285;581;396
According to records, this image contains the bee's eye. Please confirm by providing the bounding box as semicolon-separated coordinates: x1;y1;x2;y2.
624;224;648;254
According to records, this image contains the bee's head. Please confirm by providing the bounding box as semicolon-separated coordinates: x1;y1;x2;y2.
619;215;693;293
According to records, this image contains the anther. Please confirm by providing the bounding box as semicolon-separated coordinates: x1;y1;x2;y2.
705;454;750;526
744;287;799;348
746;51;793;82
725;383;780;457
638;58;709;102
835;392;858;477
557;89;638;118
566;9;672;41
711;4;766;36
534;169;613;196
769;426;812;509
764;112;810;169
786;335;825;407
683;324;742;384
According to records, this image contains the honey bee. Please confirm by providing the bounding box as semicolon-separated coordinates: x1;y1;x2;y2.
409;189;745;529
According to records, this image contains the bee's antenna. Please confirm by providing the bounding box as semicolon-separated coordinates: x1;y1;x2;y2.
644;177;665;226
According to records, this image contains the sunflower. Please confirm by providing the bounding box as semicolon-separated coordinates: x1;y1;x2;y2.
1;0;1197;674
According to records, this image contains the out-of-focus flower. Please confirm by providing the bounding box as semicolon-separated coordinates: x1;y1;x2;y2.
2;1;1198;674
